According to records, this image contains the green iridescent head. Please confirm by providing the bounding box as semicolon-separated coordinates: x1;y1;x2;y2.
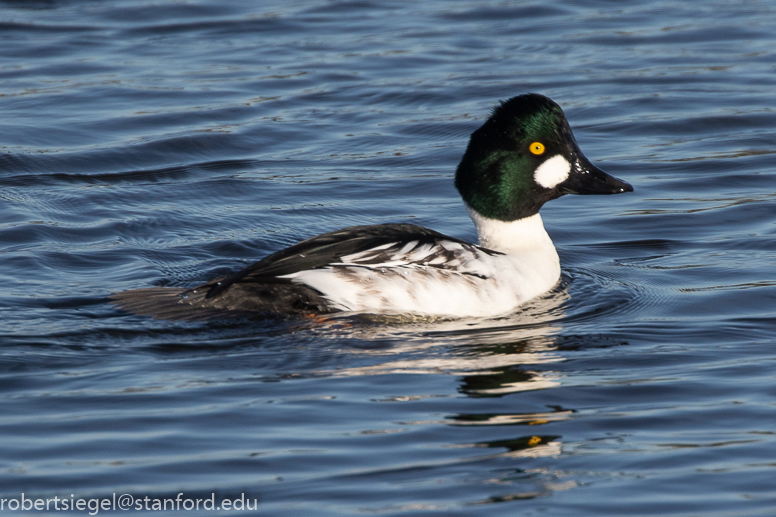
455;94;632;221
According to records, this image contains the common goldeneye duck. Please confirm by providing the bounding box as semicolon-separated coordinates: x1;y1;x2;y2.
112;93;633;321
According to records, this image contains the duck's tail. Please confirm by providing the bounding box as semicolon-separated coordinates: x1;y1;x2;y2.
109;287;234;321
110;280;336;321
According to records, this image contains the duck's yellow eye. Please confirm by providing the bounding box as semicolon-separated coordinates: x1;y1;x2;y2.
529;142;545;155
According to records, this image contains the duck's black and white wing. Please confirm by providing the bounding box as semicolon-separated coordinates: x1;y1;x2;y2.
110;224;503;320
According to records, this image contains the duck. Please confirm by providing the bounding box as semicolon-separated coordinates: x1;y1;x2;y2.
111;93;633;321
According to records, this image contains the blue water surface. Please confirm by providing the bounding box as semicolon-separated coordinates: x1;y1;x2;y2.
1;0;776;515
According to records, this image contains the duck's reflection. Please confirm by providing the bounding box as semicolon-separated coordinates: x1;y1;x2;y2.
458;366;561;395
449;406;573;427
289;287;583;501
476;434;563;459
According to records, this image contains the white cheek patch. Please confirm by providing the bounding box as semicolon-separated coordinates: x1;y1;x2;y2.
534;154;571;189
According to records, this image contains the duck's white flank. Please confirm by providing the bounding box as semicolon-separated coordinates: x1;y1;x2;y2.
281;209;561;318
533;154;571;189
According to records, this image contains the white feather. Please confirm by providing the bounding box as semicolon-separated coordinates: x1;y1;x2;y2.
533;154;571;189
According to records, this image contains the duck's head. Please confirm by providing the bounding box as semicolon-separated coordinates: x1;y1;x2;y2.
455;94;633;221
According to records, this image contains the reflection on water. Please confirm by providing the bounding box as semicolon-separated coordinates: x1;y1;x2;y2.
476;435;563;460
296;286;576;495
450;410;573;426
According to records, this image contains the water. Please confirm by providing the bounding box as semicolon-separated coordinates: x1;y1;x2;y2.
1;0;775;514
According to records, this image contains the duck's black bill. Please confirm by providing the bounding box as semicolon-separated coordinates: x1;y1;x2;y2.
559;156;633;195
